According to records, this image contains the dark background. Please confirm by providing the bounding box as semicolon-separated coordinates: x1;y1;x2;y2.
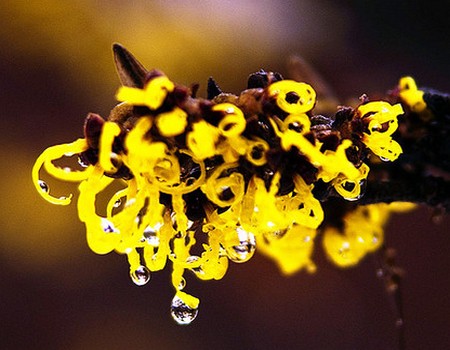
1;1;449;349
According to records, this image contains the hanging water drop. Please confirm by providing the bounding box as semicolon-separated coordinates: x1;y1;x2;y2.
178;277;186;290
376;268;385;278
171;212;194;230
130;265;151;286
359;178;367;196
265;228;287;241
101;218;118;233
395;318;404;328
186;255;205;276
226;226;256;263
77;155;89;168
341;179;366;201
143;224;161;246
170;295;198;325
38;180;49;193
113;198;122;208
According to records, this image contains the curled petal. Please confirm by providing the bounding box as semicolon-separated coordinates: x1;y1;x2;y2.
268;80;316;114
32;138;91;205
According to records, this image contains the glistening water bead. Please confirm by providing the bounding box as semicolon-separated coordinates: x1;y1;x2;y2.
38;180;49;193
101;218;118;233
170;295;199;325
130;265;151;286
226;226;256;263
113;198;122;208
143;225;161;246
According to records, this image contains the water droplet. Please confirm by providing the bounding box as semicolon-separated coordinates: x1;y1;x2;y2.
395;318;404;327
38;180;49;193
226;226;256;263
273;228;288;239
170;295;198;325
130;265;151;286
125;198;136;207
78;155;89;168
178;277;186;290
101;218;119;233
171;212;193;230
263;228;287;241
380;156;391;162
359;178;367;196
342;179;366;201
372;233;380;245
113;198;122;208
338;241;350;257
186;255;199;263
186;255;205;276
143;225;160;247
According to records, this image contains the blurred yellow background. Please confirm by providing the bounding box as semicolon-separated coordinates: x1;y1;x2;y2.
0;1;449;349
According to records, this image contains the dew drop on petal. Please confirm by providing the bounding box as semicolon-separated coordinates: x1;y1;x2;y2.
265;228;287;240
359;178;367;195
170;212;194;230
376;268;384;278
143;225;161;247
338;241;350;258
101;218;119;233
77;156;89;168
113;198;122;208
226;226;256;263
178;277;186;290
125;198;136;207
38;180;49;193
130;265;151;286
372;233;380;245
170;295;198;325
342;179;366;201
186;255;205;276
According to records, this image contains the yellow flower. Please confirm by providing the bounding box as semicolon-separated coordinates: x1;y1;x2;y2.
358;101;404;161
322;202;415;268
322;204;388;267
32;68;413;324
398;76;426;113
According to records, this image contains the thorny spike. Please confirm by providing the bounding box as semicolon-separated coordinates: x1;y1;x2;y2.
113;43;148;88
207;77;222;100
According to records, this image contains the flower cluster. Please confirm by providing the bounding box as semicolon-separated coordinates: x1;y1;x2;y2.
33;58;410;324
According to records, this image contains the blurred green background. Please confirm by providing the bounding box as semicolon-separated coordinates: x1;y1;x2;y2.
0;1;449;349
